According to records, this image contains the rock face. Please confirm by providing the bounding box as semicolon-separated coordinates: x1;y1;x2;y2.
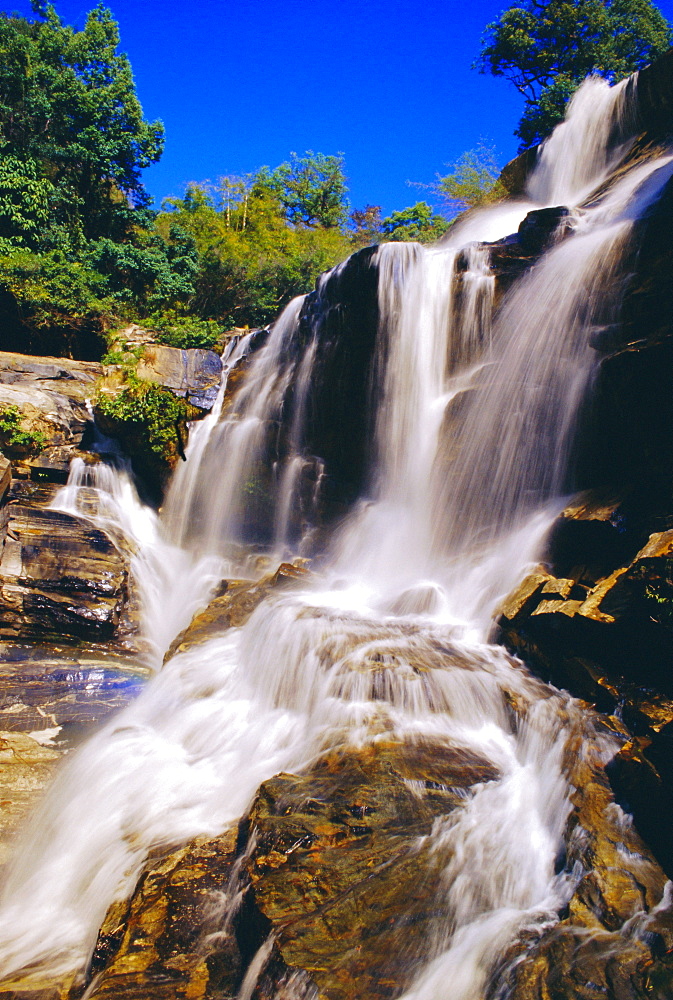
0;480;131;644
164;562;310;663
81;738;502;1000
295;245;379;516
135;344;223;412
0;351;103;483
0;730;59;869
496;495;673;882
79;700;673;1000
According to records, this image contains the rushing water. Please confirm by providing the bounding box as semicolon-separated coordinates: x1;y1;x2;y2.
0;75;672;997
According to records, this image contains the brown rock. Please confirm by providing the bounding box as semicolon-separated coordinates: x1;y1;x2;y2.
84;829;240;1000
0;481;130;643
0;730;59;868
164;563;311;663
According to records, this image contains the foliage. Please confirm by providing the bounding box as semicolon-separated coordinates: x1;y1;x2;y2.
0;156;53;247
95;377;187;461
380;202;450;243
0;2;164;235
0;404;46;453
0;2;197;346
350;205;383;247
0;246;113;325
476;0;673;146
158;177;352;327
259;151;349;228
145;311;223;351
436;143;506;214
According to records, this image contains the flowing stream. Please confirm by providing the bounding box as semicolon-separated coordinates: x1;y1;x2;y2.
0;75;672;997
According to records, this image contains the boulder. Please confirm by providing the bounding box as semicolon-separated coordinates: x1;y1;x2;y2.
135;344;223;412
491;713;673;1000
83;739;500;1000
0;730;59;869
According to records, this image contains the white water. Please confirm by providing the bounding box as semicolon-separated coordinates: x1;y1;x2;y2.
0;76;671;997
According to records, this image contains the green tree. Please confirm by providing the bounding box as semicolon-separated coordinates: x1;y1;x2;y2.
476;0;673;147
158;171;352;328
349;204;383;246
0;2;195;350
436;142;506;215
0;3;163;236
261;151;349;228
380;202;450;243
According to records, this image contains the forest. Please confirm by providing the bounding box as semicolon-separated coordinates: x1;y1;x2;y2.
0;0;669;360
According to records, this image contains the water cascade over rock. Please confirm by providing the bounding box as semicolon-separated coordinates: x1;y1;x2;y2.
0;60;673;1000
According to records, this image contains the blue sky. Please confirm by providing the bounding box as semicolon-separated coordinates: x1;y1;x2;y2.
6;0;673;216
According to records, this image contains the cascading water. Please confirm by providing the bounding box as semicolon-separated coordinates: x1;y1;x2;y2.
0;73;672;999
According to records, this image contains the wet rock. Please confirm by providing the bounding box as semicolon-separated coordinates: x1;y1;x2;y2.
491;716;673;1000
497;509;673;878
86;739;500;1000
517;206;572;256
497;517;673;701
135;344;223;412
84;829;240;1000
0;644;146;746
296;245;380;519
164;562;311;663
0;730;59;868
0;481;130;643
241;740;499;1000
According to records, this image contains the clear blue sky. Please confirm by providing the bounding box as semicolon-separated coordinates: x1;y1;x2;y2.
6;0;673;216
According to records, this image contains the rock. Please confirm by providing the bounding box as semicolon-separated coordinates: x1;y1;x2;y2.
0;730;59;868
517;206;572;256
0;643;146;746
85;739;500;1000
0;350;103;482
492;715;673;1000
135;344;223;412
164;562;311;663
240;740;500;1000
497;517;673;877
0;455;11;501
498;147;540;197
84;829;240;1000
295;245;380;521
0;481;130;643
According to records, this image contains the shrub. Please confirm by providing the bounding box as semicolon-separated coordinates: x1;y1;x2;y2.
0;405;46;454
95;378;188;462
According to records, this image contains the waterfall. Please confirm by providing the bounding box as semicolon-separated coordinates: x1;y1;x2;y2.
0;74;671;998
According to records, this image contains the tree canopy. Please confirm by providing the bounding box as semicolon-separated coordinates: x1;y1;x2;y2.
0;1;514;356
476;0;673;147
436;142;506;214
0;1;197;352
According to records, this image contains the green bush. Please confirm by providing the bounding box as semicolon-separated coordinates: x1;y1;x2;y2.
0;404;46;454
145;311;224;351
95;379;187;461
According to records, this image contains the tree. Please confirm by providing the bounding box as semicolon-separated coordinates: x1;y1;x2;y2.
0;3;193;351
380;202;450;243
0;3;164;241
476;0;673;147
157;175;351;328
436;142;506;215
349;204;383;246
261;151;349;228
